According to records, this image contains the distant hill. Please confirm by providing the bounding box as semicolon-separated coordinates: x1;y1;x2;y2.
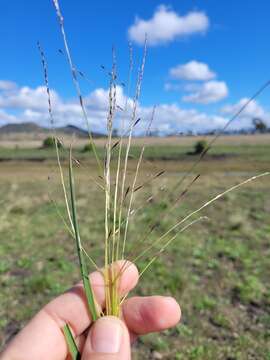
0;122;104;138
56;124;88;137
56;124;104;138
0;122;46;134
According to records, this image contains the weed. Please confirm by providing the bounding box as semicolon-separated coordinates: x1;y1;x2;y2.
233;275;265;304
194;295;217;312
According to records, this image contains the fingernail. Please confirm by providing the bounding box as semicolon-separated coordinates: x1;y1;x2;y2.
91;317;122;353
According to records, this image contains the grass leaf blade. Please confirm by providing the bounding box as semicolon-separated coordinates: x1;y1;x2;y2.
68;148;99;321
63;324;81;360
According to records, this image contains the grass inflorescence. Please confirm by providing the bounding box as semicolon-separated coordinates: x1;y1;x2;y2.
32;1;270;358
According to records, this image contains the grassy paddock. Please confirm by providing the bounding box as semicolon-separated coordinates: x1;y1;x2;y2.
0;136;270;359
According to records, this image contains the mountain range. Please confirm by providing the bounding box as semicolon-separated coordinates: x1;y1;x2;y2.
0;122;104;138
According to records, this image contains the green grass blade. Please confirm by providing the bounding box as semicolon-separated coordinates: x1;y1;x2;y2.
68;148;99;321
63;324;81;360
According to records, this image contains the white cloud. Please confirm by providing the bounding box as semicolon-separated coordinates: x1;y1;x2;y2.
220;98;270;128
0;80;17;91
0;79;229;134
0;85;60;111
182;80;228;104
167;62;227;105
164;82;183;91
170;60;216;81
0;81;133;132
2;80;268;134
128;5;209;46
137;104;227;134
0;109;17;122
221;98;265;118
85;86;131;110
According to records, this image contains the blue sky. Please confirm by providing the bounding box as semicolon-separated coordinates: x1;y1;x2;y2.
0;0;270;134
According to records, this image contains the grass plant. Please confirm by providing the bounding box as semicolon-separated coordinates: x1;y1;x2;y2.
24;1;270;358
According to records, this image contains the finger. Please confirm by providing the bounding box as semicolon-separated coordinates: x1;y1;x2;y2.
1;261;138;360
44;261;138;335
76;295;181;349
82;317;130;360
122;296;181;335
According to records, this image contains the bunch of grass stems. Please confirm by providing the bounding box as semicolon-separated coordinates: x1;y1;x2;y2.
37;1;270;358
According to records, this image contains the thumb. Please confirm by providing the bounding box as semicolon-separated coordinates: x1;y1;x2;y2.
82;316;131;360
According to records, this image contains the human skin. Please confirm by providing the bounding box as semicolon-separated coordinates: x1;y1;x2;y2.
0;261;181;360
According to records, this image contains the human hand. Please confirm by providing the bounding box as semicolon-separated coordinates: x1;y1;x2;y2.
0;261;181;359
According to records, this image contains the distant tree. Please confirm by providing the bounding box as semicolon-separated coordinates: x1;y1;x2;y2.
81;143;92;153
252;118;267;133
112;128;118;137
193;140;208;155
148;130;158;137
42;136;62;149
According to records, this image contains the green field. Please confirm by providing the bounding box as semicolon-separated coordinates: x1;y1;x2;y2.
0;136;270;359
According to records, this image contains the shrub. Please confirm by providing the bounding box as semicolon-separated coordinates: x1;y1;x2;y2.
193;140;208;155
81;143;93;153
42;136;62;149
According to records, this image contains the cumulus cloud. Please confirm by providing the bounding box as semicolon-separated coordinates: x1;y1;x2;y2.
128;5;209;46
0;80;17;91
0;85;60;111
0;109;17;122
164;82;183;91
0;79;230;134
0;81;135;132
85;86;131;111
170;60;216;81
220;98;270;128
2;79;268;134
182;80;228;104
138;104;227;134
221;98;265;118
